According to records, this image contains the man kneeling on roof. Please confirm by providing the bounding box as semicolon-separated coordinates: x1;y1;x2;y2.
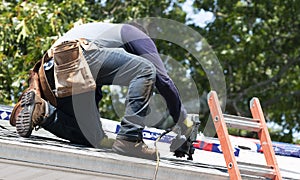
10;22;197;160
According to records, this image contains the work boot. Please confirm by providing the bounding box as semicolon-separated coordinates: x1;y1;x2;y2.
99;135;115;149
112;139;158;160
16;90;49;137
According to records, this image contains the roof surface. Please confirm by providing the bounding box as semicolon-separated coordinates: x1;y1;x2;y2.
0;105;299;180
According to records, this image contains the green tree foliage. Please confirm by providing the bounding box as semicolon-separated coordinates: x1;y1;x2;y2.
195;0;300;142
0;0;299;142
0;0;91;104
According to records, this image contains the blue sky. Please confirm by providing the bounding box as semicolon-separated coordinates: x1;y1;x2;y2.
181;0;215;28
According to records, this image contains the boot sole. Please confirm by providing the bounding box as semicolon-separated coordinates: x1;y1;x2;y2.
16;91;36;137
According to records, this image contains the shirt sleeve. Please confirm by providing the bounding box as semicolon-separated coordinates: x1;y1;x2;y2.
120;24;187;123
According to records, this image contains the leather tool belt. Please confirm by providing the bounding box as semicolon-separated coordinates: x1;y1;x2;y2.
51;39;96;98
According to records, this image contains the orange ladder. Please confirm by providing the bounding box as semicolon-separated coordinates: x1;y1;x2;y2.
207;91;282;180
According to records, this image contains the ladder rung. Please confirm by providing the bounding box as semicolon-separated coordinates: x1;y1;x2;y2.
238;162;275;179
223;114;261;132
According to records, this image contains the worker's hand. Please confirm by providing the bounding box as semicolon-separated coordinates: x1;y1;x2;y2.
172;117;195;139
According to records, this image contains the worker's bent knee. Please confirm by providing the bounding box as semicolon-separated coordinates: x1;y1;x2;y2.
139;60;156;81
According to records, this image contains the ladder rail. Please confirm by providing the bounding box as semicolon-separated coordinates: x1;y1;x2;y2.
250;98;282;180
207;91;242;180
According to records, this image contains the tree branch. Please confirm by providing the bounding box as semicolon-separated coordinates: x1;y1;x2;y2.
234;56;300;101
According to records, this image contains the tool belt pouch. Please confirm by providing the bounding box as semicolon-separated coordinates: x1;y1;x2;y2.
53;40;96;98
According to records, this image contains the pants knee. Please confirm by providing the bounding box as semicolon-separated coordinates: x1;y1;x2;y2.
140;61;156;82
